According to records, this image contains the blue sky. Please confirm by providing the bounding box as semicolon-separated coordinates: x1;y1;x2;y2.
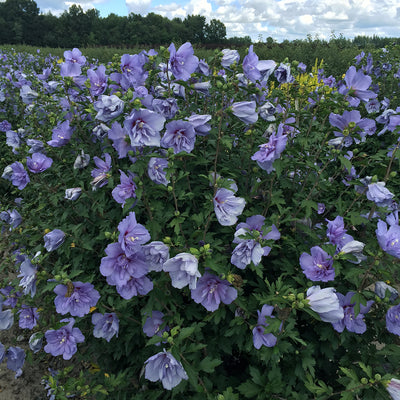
28;0;400;42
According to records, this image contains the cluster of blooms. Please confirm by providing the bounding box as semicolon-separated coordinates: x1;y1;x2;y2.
1;41;400;396
231;215;280;270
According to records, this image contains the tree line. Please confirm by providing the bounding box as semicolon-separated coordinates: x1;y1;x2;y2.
0;0;398;53
0;0;251;48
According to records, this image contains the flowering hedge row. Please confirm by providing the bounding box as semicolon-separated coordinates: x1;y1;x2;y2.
1;43;400;399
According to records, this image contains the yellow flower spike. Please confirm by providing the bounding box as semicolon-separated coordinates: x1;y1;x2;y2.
70;242;75;248
104;373;110;378
90;306;97;313
57;58;63;64
44;228;51;234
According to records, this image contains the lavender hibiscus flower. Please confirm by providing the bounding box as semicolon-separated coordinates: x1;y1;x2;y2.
148;157;169;186
231;101;258;124
274;63;293;83
44;229;65;252
251;127;288;173
231;240;264;270
386;378;400;400
108;121;136;158
0;300;14;330
161;120;196;154
87;65;107;96
144;349;188;390
92;312;119;342
187;113;212;136
213;187;245;226
114;275;153;299
65;187;82;201
3;162;30;190
60;48;86;77
123;108;165;147
366;182;394;207
168;42;199;81
143;311;168;338
331;292;374;334
143;241;170;272
163;253;201;289
252;305;279;349
54;281;100;318
112;170;136;207
93;95;124;122
232;215;280;269
191;272;237;312
44;318;85;360
326;216;352;247
100;242;149;286
243;45;262;83
306;286;344;323
117;212;151;255
90;153;112;190
18;306;39;330
300;246;335;282
329;110;376;146
386;304;400;336
376;217;400;259
47;120;73;147
18;258;37;297
26;153;53;173
221;49;240;68
6;346;25;378
338;65;377;107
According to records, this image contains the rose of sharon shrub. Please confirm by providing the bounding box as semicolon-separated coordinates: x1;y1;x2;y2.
1;44;400;399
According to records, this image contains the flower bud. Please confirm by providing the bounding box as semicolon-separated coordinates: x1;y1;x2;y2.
65;187;82;201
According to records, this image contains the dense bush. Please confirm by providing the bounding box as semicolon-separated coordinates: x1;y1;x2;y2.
1;42;400;400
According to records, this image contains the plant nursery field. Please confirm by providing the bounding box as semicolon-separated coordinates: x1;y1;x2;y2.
1;43;400;400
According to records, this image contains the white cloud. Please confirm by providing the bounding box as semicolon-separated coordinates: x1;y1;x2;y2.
299;14;313;25
186;0;212;15
126;0;152;14
153;0;212;20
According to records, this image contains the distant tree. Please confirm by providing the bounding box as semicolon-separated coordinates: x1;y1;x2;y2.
85;9;101;46
184;15;206;44
58;5;88;47
126;13;146;46
265;36;276;47
205;19;226;43
0;0;40;44
144;13;171;45
99;13;128;46
226;36;252;46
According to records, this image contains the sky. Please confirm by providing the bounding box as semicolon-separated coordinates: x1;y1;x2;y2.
30;0;400;42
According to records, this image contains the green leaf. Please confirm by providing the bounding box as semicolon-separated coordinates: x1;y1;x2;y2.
339;155;352;174
357;362;372;378
237;381;261;398
249;366;265;386
198;356;222;373
179;326;196;340
350;292;367;316
339;367;359;382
